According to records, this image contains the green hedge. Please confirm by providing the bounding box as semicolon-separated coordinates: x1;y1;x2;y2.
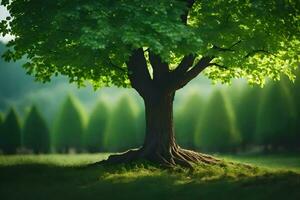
23;106;50;153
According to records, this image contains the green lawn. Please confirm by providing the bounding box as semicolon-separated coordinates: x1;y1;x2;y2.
0;153;299;200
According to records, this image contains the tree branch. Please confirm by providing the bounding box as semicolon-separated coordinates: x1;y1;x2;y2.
108;59;126;72
126;48;153;97
212;40;242;52
171;56;214;90
148;51;169;82
207;62;227;69
172;54;195;75
245;49;273;58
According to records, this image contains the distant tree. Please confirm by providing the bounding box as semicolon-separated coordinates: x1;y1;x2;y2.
1;0;299;166
85;101;109;152
53;95;86;153
293;69;300;149
256;80;297;151
0;112;3;125
175;93;203;149
23;105;50;153
235;86;262;150
104;96;139;152
136;106;146;147
0;108;21;154
195;90;241;152
0;112;3;152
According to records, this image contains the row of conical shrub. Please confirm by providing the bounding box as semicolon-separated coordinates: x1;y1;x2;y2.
50;95;143;153
0;107;49;154
255;78;299;150
0;73;299;154
0;109;21;154
174;72;300;152
174;90;241;152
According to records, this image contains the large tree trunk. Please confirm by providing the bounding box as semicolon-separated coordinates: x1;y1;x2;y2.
142;92;176;160
99;90;218;168
97;43;216;167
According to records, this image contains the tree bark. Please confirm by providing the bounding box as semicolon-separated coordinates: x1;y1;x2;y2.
98;89;218;168
141;92;177;162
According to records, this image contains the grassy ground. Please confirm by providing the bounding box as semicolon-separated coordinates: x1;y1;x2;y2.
0;153;299;200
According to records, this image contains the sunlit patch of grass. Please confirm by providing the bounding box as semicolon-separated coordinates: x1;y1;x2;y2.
220;153;300;172
0;153;110;166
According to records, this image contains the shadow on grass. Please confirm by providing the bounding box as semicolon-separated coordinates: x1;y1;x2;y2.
0;162;299;200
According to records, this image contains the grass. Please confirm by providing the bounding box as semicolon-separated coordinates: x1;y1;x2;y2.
0;153;299;200
221;153;300;172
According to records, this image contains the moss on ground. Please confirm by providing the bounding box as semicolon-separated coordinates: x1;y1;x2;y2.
0;154;299;200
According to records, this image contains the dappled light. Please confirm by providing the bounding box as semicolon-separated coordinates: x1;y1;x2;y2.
0;0;299;199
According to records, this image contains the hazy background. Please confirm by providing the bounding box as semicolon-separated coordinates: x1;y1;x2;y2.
0;5;299;154
0;40;299;154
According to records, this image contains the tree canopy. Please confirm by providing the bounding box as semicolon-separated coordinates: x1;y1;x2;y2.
0;0;299;88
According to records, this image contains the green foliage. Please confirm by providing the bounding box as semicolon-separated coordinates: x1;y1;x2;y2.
104;95;140;152
195;90;241;152
85;101;109;152
256;80;298;150
0;108;21;154
53;95;86;153
190;0;300;85
175;93;203;149
235;85;262;148
23;105;50;153
1;0;299;88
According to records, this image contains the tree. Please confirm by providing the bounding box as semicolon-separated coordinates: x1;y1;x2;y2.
53;95;86;153
136;106;146;147
103;95;140;152
175;93;203;149
1;0;299;166
195;90;241;152
23;105;50;153
85;101;109;152
234;86;262;150
293;69;300;149
0;108;21;154
255;80;297;151
0;112;3;125
0;112;3;152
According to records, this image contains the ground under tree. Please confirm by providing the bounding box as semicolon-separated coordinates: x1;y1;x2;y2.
0;0;299;167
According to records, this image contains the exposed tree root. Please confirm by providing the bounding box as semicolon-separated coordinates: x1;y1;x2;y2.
93;146;220;169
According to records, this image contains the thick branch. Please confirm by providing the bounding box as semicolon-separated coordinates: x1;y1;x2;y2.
172;56;214;90
148;51;169;82
126;48;153;97
172;54;195;75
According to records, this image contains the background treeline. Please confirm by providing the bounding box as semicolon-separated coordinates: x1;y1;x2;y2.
0;73;299;154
